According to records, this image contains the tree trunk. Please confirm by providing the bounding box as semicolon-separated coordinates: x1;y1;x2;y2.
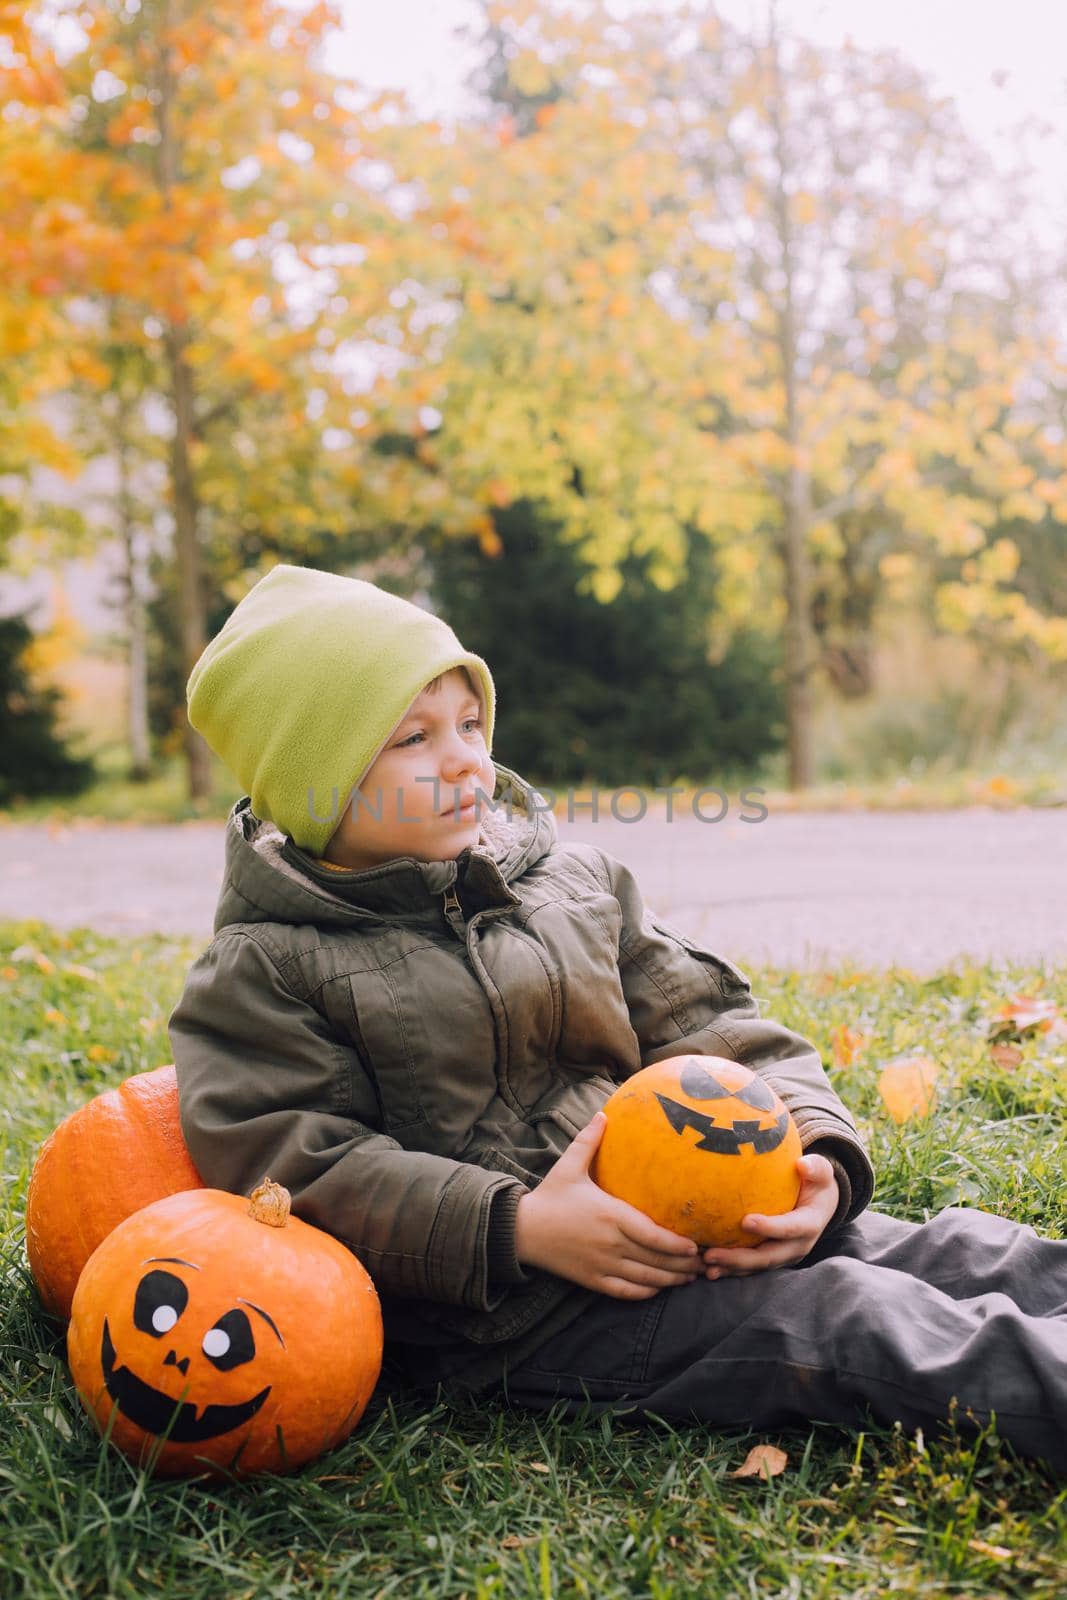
156;0;212;801
766;3;817;789
114;407;152;781
165;322;212;800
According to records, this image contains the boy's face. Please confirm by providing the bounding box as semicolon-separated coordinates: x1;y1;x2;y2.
322;667;495;871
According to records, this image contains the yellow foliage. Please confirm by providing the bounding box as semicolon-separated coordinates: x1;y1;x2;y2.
808;520;843;556
976;537;1020;584
879;552;915;582
18;589;87;682
999;490;1046;523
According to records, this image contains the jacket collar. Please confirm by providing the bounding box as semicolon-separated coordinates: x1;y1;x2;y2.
213;763;556;935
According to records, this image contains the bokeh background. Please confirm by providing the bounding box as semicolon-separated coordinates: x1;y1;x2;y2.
2;0;1066;818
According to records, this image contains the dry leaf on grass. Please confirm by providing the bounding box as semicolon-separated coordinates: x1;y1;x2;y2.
988;993;1067;1044
967;1538;1012;1560
731;1444;788;1480
878;1055;939;1123
988;1042;1024;1071
831;1025;868;1068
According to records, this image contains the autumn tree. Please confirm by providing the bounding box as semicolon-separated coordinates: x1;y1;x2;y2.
372;0;1067;787
6;0;494;798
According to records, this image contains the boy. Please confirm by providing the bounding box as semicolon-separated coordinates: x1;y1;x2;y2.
170;563;1067;1472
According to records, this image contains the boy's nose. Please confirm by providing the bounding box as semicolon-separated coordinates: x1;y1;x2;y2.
440;737;481;782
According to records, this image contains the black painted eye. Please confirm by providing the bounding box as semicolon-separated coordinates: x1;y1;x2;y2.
133;1270;189;1338
201;1308;256;1371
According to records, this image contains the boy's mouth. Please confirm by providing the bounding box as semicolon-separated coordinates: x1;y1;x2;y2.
441;795;478;818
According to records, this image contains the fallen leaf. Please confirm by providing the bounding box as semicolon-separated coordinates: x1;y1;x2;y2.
988;1043;1024;1071
967;1538;1012;1560
501;1533;539;1550
832;1025;867;1067
527;1461;551;1474
989;993;1067;1042
731;1443;788;1480
42;1402;72;1442
878;1055;939;1123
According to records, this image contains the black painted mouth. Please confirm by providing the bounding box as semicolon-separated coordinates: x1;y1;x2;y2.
656;1097;790;1155
101;1318;271;1443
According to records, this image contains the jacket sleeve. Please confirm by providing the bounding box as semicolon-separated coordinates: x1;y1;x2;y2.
167;928;527;1312
596;849;875;1234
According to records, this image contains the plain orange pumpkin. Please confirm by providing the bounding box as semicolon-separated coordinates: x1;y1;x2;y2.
67;1179;383;1478
25;1063;205;1321
591;1055;803;1246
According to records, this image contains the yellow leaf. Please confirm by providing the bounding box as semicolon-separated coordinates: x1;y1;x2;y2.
878;1055;939;1123
831;1025;867;1067
731;1444;788;1480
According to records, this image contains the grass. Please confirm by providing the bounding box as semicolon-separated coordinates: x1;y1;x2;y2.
2;920;1066;1598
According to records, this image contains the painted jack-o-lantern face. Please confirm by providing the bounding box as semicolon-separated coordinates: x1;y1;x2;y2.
591;1055;804;1247
68;1182;383;1478
655;1057;792;1155
100;1258;278;1444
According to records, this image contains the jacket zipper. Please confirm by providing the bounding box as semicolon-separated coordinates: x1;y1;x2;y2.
442;885;466;939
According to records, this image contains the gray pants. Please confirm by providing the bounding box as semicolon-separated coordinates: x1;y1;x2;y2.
499;1207;1067;1474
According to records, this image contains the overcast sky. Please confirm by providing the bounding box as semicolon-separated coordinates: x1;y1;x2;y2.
329;0;1067;219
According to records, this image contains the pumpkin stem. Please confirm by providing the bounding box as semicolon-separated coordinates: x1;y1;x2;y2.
247;1177;291;1227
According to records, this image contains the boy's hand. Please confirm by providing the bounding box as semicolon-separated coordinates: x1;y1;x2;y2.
700;1153;839;1278
514;1111;701;1299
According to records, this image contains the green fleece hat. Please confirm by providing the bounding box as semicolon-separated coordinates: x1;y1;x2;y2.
186;563;496;855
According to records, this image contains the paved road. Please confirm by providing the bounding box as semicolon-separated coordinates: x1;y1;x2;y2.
0;808;1064;973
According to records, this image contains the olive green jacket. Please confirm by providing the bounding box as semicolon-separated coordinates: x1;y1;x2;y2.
169;764;875;1395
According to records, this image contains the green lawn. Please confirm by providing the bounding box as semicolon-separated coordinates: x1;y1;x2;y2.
2;920;1065;1599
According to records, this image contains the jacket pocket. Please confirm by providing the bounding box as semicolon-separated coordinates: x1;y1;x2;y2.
528;1074;617;1139
647;915;753;999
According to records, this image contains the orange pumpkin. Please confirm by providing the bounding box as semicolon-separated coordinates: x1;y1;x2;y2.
26;1063;204;1321
591;1055;803;1246
67;1179;383;1478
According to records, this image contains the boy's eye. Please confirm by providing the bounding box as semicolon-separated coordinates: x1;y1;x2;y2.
397;716;481;749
